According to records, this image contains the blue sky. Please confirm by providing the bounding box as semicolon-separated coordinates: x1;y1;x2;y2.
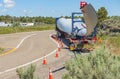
0;0;120;17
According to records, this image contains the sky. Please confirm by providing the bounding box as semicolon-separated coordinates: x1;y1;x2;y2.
0;0;120;17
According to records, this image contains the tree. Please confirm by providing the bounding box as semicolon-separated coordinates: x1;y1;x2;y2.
97;7;108;26
0;15;55;25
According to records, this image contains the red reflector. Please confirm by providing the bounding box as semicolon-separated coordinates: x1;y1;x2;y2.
93;36;97;41
80;1;87;8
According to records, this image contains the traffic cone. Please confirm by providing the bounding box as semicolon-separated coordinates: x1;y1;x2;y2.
49;68;53;79
58;41;60;44
42;56;47;65
61;42;64;48
55;51;59;58
58;47;61;51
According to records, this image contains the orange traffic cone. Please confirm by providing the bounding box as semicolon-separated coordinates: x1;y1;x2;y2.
58;47;61;51
61;42;64;48
49;68;53;79
55;51;59;58
42;56;47;65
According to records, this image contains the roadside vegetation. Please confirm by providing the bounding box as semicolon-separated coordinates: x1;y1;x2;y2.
62;45;120;79
106;36;120;55
96;6;120;55
0;15;55;24
0;24;55;34
98;16;120;36
0;48;4;54
0;15;55;34
97;15;120;55
16;64;40;79
108;36;120;47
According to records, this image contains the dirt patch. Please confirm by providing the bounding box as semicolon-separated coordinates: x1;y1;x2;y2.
112;48;120;55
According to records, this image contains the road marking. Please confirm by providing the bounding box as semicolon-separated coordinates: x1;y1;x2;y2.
16;34;36;48
0;34;36;57
0;48;16;57
0;33;59;75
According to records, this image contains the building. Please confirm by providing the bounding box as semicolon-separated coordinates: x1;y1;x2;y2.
0;22;13;27
20;23;34;26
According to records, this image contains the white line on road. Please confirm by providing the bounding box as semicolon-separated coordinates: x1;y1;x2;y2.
0;33;58;75
16;34;37;49
0;34;37;57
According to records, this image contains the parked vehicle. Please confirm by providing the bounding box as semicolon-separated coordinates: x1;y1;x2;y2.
56;1;98;50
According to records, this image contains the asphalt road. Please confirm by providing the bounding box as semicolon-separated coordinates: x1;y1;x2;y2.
0;30;72;79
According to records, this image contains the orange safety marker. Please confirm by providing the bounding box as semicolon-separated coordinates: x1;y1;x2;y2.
58;40;60;44
55;51;59;58
58;47;61;51
42;56;47;65
61;42;64;48
49;68;53;79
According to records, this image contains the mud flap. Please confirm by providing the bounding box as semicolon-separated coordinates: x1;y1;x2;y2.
81;4;98;35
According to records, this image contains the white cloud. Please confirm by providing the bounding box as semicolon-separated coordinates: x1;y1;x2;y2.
3;0;15;9
23;10;32;16
23;10;32;13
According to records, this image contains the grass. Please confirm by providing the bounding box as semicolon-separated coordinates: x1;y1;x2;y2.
0;24;55;34
108;36;120;47
0;48;4;54
97;34;120;55
105;36;120;55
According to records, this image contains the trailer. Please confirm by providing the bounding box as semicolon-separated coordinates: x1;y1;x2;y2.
56;1;98;50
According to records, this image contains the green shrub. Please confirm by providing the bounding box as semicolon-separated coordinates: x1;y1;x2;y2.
102;16;120;28
16;64;39;79
0;48;4;53
62;45;120;79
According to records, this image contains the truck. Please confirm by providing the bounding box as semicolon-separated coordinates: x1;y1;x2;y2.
55;1;98;51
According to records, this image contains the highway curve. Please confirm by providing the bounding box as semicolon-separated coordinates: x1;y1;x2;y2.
0;30;71;79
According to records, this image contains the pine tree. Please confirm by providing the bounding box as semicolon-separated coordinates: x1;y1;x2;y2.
97;7;108;26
